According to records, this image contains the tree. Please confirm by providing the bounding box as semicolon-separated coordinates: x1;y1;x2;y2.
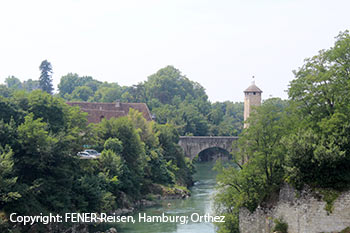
128;108;159;148
155;123;194;186
3;77;39;93
0;147;20;209
0;97;24;124
0;85;12;98
55;65;243;136
22;79;39;92
97;117;146;197
39;60;53;94
104;138;123;154
289;31;350;127
58;73;102;97
71;86;93;101
285;30;350;189
99;148;122;198
214;98;289;233
91;86;121;102
5;76;22;90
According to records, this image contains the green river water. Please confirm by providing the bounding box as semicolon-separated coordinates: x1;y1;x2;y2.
110;161;218;233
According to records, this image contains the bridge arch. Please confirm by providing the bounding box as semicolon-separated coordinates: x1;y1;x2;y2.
178;136;238;160
197;147;231;161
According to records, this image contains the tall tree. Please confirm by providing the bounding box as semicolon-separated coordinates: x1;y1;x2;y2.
214;98;289;233
285;30;350;189
5;76;22;90
39;60;53;94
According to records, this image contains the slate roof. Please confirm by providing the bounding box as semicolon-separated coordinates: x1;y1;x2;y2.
244;81;263;93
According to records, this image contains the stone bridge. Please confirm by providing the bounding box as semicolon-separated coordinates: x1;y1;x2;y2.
178;136;238;160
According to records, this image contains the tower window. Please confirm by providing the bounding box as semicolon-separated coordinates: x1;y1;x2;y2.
253;92;256;95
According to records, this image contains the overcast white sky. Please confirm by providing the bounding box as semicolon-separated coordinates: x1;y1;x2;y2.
0;0;349;102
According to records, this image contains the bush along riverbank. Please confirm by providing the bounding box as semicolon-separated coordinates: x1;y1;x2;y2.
0;92;194;233
110;183;191;217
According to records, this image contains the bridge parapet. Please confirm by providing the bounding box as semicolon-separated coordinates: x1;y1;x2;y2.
178;136;238;160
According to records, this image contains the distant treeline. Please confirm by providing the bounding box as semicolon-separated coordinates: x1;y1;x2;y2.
1;65;243;136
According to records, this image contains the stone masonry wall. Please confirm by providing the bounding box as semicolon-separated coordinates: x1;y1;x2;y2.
178;136;238;159
239;184;350;233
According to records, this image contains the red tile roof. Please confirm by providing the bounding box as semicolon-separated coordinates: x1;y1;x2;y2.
67;101;153;123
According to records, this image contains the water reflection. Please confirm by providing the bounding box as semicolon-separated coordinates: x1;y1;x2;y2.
113;161;218;233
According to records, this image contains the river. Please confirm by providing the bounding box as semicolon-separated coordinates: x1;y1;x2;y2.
112;161;218;233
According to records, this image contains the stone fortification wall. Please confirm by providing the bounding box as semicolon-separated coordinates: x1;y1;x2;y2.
239;184;350;233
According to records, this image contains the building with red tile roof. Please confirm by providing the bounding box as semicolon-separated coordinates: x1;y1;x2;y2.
67;101;153;123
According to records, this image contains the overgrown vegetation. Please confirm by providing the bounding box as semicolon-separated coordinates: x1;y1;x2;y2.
340;227;350;233
0;60;246;232
273;218;288;233
0;91;193;232
0;57;244;232
214;30;350;232
1;65;244;137
2;29;350;233
316;188;341;214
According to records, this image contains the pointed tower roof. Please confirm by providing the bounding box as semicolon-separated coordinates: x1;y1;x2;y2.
244;80;262;93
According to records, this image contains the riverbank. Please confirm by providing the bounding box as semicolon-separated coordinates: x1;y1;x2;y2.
94;161;218;233
111;183;191;216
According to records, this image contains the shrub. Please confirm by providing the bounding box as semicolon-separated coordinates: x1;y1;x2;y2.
273;218;288;233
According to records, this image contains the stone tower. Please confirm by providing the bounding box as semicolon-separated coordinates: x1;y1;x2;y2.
244;80;262;128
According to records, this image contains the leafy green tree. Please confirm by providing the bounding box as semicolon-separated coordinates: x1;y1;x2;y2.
97;117;146;197
0;91;89;216
58;73;80;96
13;90;65;133
58;73;102;97
98;148;122;199
22;79;39;92
10;90;88;137
209;101;244;136
122;84;148;103
145;66;191;104
72;174;108;212
55;65;243;137
90;86;122;102
215;98;288;233
215;31;350;233
104;138;123;154
7;113;78;215
127;109;176;185
0;120;18;153
0;147;21;233
16;114;57;180
39;60;53;94
0;85;12;98
3;77;39;93
128;108;159;148
5;76;22;90
144;149;175;185
70;86;93;101
156;123;194;186
0;97;24;124
179;104;209;136
0;147;20;210
208;102;225;125
285;30;350;189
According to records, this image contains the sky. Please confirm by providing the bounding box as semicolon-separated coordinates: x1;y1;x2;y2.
0;0;349;102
